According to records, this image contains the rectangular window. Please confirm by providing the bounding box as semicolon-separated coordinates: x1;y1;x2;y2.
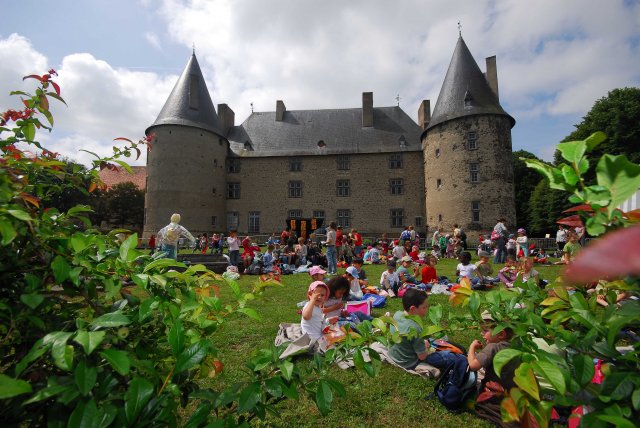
472;201;480;223
390;178;404;195
336;155;351;170
415;216;423;227
289;157;303;172
313;210;325;220
436;178;442;189
289;210;302;219
288;181;303;198
226;182;240;199
211;216;217;227
389;153;403;169
467;132;478;150
226;158;240;173
248;211;260;234
391;209;405;228
470;163;479;183
336;179;350;197
337;209;351;228
227;212;239;230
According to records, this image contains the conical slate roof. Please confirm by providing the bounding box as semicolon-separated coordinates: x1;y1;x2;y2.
427;37;515;130
146;53;222;135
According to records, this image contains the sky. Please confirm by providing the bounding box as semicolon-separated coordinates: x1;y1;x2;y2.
1;0;639;166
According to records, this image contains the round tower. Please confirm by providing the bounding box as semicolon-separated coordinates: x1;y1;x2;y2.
143;53;228;238
422;37;516;232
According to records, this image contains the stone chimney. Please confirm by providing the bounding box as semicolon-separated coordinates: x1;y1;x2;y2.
217;103;235;135
362;92;373;127
485;56;499;100
418;100;431;130
276;100;286;121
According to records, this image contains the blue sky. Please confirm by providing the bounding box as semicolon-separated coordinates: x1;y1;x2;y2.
1;0;639;165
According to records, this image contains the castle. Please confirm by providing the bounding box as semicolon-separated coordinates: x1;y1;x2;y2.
142;36;516;238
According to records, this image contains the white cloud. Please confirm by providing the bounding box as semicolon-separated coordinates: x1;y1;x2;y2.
0;34;49;110
144;32;161;50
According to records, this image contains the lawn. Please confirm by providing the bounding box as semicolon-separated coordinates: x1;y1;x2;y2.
198;256;563;427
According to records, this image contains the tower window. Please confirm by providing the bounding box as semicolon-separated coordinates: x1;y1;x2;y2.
435;148;440;157
313;210;325;221
337;209;351;228
227;212;239;230
467;132;478;150
436;178;442;189
227;158;240;173
391;209;405;228
438;214;443;222
472;201;480;223
337;179;350;197
248;211;260;233
289;157;303;172
470;163;479;183
211;216;218;227
389;153;403;169
289;209;302;219
390;178;404;195
415;216;423;227
288;181;303;198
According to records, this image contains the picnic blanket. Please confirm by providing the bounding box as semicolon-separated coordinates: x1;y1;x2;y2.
275;323;440;378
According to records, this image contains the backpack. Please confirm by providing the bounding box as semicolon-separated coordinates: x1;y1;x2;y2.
433;358;477;412
363;293;387;308
490;230;500;241
401;230;411;241
246;260;262;275
460;230;467;241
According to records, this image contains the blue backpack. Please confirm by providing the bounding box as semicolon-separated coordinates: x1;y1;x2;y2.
363;293;386;308
432;356;477;412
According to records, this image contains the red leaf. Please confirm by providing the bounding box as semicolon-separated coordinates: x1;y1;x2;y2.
113;137;133;143
563;204;594;213
20;193;40;208
51;81;61;96
23;74;43;82
564;224;640;283
477;390;495;403
485;381;505;393
624;209;640;223
88;182;97;193
556;215;584;228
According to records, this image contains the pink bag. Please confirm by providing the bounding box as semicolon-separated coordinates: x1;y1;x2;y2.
344;300;371;316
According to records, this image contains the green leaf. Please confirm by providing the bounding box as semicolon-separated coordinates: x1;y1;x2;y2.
168;319;185;357
584;131;607;152
68;398;99;428
315;380;333;416
90;312;130;329
52;344;74;371
0;219;17;245
124;377;154;425
596;415;637;428
532;360;566;394
596;154;640;215
23;384;70;404
493;349;522;376
523;159;572;191
143;258;185;273
632;387;640;410
15;339;47;376
74;360;97;396
174;340;210;374
514;363;540;400
138;297;158;321
74;331;105;355
602;373;635;400
20;293;45;309
99;349;130;376
70;234;89;253
132;273;150;289
237;382;261;413
119;233;138;262
557;140;586;165
51;255;70;283
8;208;32;222
572;353;595;387
237;307;261;321
0;373;32;399
22;122;36;141
561;164;580;186
279;360;294;381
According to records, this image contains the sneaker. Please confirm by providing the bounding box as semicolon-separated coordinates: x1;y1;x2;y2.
384;311;391;317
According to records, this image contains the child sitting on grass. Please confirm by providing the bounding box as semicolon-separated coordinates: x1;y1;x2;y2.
456;252;484;289
323;276;373;324
475;251;498;285
498;255;518;288
388;288;432;370
301;281;338;341
420;255;439;288
380;260;401;296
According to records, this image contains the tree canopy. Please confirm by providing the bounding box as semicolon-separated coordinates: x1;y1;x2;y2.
513;150;542;230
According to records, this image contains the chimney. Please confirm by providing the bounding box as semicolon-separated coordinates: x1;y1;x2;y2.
217;103;235;135
485;56;499;100
362;92;373;127
276;100;286;121
418;100;431;130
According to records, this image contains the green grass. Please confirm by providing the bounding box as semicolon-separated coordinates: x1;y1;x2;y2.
199;257;563;427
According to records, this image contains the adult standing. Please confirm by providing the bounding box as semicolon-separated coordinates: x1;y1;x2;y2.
352;228;363;258
431;227;441;248
227;230;240;267
493;217;508;264
555;225;567;256
156;213;196;260
325;222;338;275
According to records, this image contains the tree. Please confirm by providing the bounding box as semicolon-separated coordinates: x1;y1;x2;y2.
527;179;571;236
104;181;144;229
557;87;640;175
513;150;542;229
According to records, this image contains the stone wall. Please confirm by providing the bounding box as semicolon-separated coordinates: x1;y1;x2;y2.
143;126;228;237
423;115;516;231
224;151;425;236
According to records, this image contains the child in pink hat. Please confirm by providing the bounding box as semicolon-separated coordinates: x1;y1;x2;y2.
301;281;337;340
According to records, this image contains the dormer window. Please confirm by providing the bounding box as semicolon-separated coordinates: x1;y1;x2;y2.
464;90;474;108
243;141;253;151
189;75;199;110
398;135;407;149
317;140;326;148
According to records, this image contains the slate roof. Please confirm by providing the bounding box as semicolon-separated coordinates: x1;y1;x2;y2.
99;166;147;190
226;106;422;157
427;37;515;131
146;53;222;136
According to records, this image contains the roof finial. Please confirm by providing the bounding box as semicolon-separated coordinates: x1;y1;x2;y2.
192;42;195;55
396;94;401;107
250;102;254;113
458;21;462;37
